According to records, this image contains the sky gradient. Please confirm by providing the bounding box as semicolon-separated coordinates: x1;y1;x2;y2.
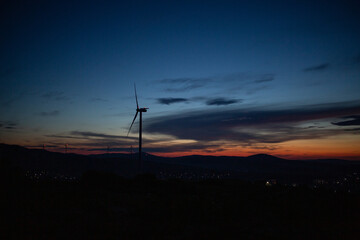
1;0;360;159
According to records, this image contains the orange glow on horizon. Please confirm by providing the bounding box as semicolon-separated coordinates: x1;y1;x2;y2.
7;132;360;161
23;146;360;160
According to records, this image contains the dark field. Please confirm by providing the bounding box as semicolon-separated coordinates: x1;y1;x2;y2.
2;170;360;240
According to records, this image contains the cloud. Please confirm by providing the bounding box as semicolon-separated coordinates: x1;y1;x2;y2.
0;121;18;130
70;131;131;139
246;86;270;95
160;77;211;84
157;73;275;94
37;110;59;117
46;131;139;142
23;144;59;148
206;98;240;106
90;97;107;102
41;91;69;101
166;85;203;92
45;134;88;140
160;77;211;92
144;100;360;144
2;98;18;107
44;130;169;154
156;96;242;106
157;98;188;105
225;74;275;94
44;131;140;150
220;73;275;85
303;63;330;72
332;115;360;126
1;91;26;107
343;128;360;132
253;74;275;83
41;101;360;154
87;142;223;153
46;130;224;154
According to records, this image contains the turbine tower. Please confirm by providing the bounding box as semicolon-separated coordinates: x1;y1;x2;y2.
127;84;148;173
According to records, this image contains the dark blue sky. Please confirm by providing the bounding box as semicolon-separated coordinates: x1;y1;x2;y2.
1;0;360;158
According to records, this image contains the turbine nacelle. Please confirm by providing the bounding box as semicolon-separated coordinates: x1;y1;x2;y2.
137;108;148;112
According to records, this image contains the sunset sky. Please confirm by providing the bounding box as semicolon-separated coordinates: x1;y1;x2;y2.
1;0;360;159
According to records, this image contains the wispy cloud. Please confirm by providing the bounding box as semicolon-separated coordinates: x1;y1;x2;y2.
90;97;108;102
160;77;211;92
158;73;275;94
253;74;275;83
41;101;360;155
332;115;360;126
46;131;138;142
37;110;60;117
303;63;330;72
87;141;223;154
344;128;360;132
156;96;241;106
41;91;69;101
160;77;211;84
44;130;145;152
246;86;270;95
0;121;18;130
1;91;26;107
157;98;188;105
206;98;240;106
145;100;360;144
70;131;131;139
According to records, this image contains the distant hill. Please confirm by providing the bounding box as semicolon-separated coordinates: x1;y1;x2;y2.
0;143;212;178
0;143;135;177
1;143;360;183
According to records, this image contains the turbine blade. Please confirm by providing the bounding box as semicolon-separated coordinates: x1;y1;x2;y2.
127;111;138;136
134;83;139;109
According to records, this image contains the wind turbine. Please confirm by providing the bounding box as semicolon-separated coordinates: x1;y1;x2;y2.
127;84;148;172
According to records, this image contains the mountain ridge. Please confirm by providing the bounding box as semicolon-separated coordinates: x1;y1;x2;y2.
1;143;360;183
